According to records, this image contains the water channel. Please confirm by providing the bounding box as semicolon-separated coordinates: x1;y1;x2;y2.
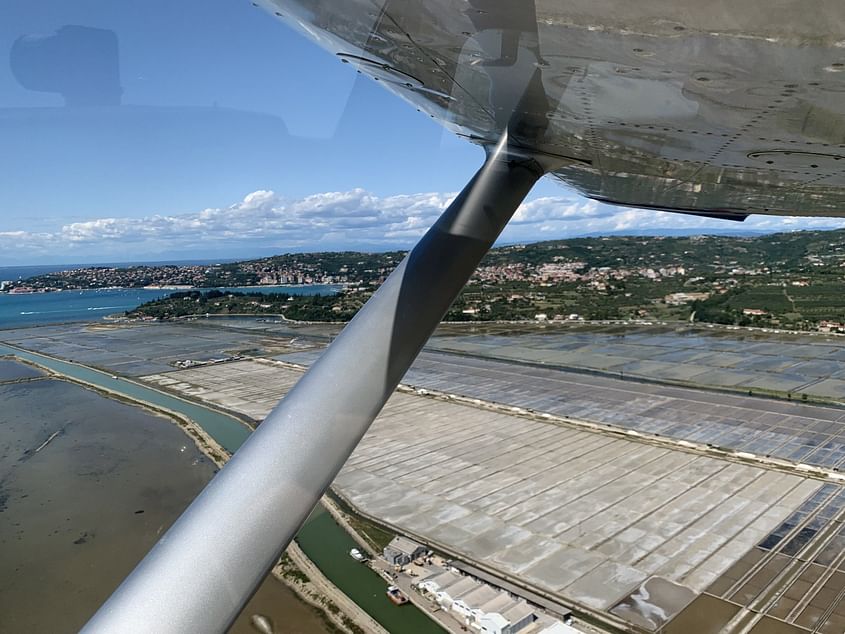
0;343;444;633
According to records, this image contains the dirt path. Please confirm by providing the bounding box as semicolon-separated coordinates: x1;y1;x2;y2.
282;543;390;634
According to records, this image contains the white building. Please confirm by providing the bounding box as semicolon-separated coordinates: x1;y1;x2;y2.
416;568;536;634
501;603;535;633
417;570;458;597
476;602;534;634
438;577;479;610
453;585;498;620
479;612;510;634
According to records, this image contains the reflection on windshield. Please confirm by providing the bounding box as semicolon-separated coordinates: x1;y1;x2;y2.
7;1;845;633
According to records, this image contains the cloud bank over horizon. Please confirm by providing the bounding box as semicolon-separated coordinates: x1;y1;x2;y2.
3;188;845;265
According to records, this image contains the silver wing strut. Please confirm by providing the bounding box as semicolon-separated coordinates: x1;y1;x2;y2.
82;134;548;633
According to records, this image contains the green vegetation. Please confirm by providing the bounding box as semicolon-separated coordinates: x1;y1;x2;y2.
341;616;366;634
126;289;363;321
278;553;311;585
345;516;395;552
107;228;845;330
325;492;395;551
358;524;394;552
8;251;402;291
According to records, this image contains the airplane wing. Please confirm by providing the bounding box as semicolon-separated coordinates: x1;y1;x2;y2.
262;0;845;217
83;3;845;632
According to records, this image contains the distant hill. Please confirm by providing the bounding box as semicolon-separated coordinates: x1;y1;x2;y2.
117;227;845;329
570;228;782;238
13;227;845;290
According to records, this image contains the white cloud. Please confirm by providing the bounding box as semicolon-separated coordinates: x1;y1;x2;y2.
2;187;845;264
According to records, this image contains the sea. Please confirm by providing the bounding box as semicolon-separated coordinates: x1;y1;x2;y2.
0;285;340;328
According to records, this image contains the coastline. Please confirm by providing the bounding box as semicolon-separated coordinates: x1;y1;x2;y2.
0;285;346;329
4;350;381;634
0;282;345;295
280;542;389;634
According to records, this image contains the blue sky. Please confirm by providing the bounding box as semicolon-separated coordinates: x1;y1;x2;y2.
2;0;843;265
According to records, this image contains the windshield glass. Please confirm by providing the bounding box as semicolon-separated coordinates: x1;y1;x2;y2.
5;3;845;634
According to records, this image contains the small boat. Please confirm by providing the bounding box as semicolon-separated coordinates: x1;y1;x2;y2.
386;585;409;605
349;548;365;561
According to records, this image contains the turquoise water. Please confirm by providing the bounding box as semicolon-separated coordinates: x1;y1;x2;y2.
0;343;251;453
0;285;340;328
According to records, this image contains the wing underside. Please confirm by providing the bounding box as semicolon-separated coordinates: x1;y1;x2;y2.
261;0;845;218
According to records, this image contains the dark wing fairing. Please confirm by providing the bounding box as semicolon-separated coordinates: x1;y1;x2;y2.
588;196;749;222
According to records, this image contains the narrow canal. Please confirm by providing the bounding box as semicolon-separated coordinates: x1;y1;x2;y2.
0;343;445;634
0;343;249;453
299;506;444;634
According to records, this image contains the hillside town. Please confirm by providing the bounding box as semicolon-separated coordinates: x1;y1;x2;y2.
9;229;845;331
